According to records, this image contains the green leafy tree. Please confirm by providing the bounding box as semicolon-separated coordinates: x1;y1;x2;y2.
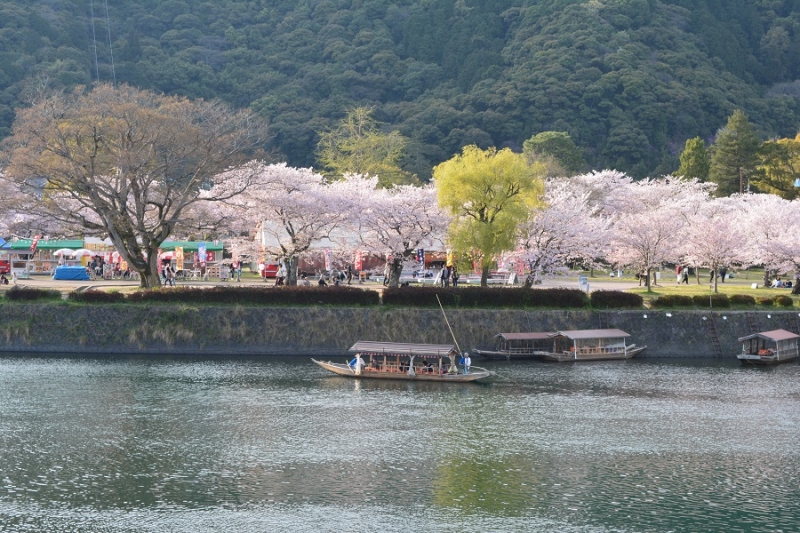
677;137;711;181
753;134;800;200
434;145;544;287
522;131;585;176
709;110;761;196
317;107;414;187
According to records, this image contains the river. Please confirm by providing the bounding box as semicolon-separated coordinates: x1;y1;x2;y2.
1;356;798;532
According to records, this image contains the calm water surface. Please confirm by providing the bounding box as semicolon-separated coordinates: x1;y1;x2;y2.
1;356;798;532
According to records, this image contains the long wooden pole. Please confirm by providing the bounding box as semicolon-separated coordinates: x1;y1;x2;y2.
436;295;462;355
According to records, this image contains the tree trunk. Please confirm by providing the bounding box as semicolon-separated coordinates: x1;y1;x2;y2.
387;257;403;289
763;268;770;288
285;255;299;286
713;265;719;293
480;264;490;288
793;274;800;295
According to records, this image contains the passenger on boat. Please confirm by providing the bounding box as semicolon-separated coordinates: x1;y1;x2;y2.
422;360;433;373
349;354;366;374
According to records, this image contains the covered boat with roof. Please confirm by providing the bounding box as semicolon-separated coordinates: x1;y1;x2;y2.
312;341;492;382
736;329;799;365
538;329;646;362
473;332;554;360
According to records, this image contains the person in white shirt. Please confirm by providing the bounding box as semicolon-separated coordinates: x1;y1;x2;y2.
463;352;471;375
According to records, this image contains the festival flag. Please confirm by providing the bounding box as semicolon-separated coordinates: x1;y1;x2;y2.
175;247;184;271
416;248;424;264
324;248;331;270
354;250;363;271
446;250;453;268
29;235;41;255
198;243;207;262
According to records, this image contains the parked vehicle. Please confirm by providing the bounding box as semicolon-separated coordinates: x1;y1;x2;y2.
261;263;279;278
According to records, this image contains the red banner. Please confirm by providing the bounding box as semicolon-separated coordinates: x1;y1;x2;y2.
354;251;363;271
29;235;41;255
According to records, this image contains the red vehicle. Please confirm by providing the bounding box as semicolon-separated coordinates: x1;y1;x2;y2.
0;259;10;274
261;263;279;278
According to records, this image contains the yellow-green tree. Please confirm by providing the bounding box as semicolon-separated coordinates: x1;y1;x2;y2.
434;145;544;287
753;134;800;200
316;107;415;187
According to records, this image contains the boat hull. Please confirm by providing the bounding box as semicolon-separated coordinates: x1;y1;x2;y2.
473;349;544;361
737;354;798;365
540;345;647;362
312;359;492;382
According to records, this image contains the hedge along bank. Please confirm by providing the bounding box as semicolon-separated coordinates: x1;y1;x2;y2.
0;304;798;358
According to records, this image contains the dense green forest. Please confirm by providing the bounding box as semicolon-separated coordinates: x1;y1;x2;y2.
1;0;800;178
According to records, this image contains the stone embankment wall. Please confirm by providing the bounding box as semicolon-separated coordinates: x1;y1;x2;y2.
0;305;798;358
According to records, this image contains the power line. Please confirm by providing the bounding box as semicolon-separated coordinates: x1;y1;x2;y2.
104;0;116;87
89;0;100;81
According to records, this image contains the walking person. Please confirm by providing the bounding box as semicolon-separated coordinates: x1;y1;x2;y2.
346;264;353;285
383;261;391;286
276;263;286;286
451;265;459;287
442;266;450;287
681;266;689;284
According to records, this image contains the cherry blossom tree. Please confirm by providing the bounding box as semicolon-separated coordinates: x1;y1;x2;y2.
205;163;347;286
517;179;612;287
741;194;800;293
339;174;450;288
682;196;751;293
607;177;711;291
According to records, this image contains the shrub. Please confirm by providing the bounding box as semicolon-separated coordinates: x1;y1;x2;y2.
652;295;694;307
774;294;794;307
4;286;62;301
590;290;643;309
382;287;589;308
729;294;756;306
68;290;126;303
692;294;730;308
757;297;774;306
126;285;379;306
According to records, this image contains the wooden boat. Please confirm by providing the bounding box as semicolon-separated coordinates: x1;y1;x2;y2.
736;329;799;365
312;341;493;382
538;329;647;362
473;332;553;360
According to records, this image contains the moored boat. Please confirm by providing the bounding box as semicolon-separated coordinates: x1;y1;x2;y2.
473;332;553;360
736;329;799;365
312;341;493;382
538;329;646;362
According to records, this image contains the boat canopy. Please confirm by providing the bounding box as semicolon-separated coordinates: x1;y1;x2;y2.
737;329;800;343
496;332;552;341
349;341;458;358
549;329;631;340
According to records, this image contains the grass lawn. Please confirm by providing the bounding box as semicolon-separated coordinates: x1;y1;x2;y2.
627;280;798;307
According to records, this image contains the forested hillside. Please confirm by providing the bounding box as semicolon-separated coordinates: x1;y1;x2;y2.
1;0;800;178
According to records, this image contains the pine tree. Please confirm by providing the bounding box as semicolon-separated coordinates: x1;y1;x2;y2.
708;110;760;196
676;137;710;181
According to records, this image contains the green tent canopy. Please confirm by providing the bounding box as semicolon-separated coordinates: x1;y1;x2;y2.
159;241;224;252
8;239;84;250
